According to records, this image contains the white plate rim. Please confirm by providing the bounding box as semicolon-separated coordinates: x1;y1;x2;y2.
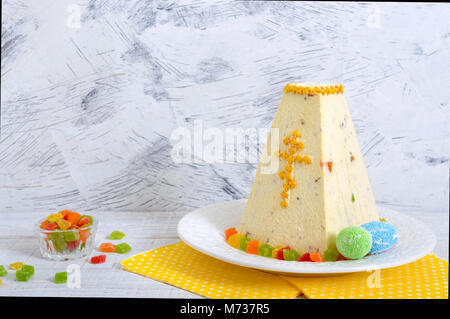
177;199;437;274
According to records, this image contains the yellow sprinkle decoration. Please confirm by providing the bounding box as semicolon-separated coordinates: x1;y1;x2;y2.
284;83;344;96
277;130;312;208
10;262;24;271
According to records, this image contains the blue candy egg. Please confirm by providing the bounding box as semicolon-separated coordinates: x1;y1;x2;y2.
361;221;398;254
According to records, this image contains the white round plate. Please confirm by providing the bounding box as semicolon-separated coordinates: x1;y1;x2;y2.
177;199;436;275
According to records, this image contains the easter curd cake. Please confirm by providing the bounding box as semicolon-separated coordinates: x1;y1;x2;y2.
225;83;387;261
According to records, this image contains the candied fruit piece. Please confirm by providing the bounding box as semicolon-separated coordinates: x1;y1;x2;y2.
9;262;23;271
77;215;93;227
79;229;91;243
226;233;244;249
40;220;49;229
276;246;291;260
65;211;81;225
16;270;31;282
245;240;259;255
21;265;34;276
298;253;311;262
324;249;339;262
258;244;273;257
272;245;284;258
115;243;131;254
109;231;125;240
67;240;80;250
47;213;63;223
63;230;80;242
55;272;68;284
0;265;7;276
283;249;300;261
239;237;251;251
91;255;106;264
224;228;237;240
99;243;116;253
44;222;58;231
337;253;350;261
310;252;324;262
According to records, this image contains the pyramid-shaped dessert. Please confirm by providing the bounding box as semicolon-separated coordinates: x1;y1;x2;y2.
239;83;379;254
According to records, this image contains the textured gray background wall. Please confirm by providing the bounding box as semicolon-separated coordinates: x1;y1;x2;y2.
1;1;449;213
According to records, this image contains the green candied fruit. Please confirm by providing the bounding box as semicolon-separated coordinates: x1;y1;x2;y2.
55;272;68;284
0;265;7;277
109;231;125;240
283;249;301;261
53;238;67;252
324;249;339;262
49;232;64;241
257;244;273;257
16;270;31;282
21;265;34;276
116;243;132;254
63;230;80;242
239;237;251;251
49;232;67;251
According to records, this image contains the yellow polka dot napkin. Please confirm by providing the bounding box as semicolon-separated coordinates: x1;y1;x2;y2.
282;254;448;299
121;242;448;299
120;242;299;299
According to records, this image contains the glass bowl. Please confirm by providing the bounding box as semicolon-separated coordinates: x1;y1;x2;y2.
37;216;98;261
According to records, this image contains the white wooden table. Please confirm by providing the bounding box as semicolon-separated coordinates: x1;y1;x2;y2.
0;210;447;298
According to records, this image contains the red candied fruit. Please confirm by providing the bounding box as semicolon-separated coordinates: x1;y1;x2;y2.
298;253;311;262
276;246;291;260
44;222;58;231
67;240;80;250
91;255;106;264
337;253;350;261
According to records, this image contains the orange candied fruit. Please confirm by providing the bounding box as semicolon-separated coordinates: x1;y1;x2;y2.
245;240;259;255
310;252;324;262
40;220;49;229
224;227;237;240
99;243;116;253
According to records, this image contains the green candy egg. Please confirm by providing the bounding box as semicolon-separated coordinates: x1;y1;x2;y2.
336;226;372;260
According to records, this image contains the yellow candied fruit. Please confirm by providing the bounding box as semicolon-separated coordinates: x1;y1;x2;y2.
10;262;24;271
292;129;301;138
283;136;291;145
281;190;288;199
280;151;288;160
272;245;284;258
227;233;244;249
56;218;72;230
303;155;311;165
280;199;288;209
295;154;303;163
47;213;63;223
278;170;286;180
